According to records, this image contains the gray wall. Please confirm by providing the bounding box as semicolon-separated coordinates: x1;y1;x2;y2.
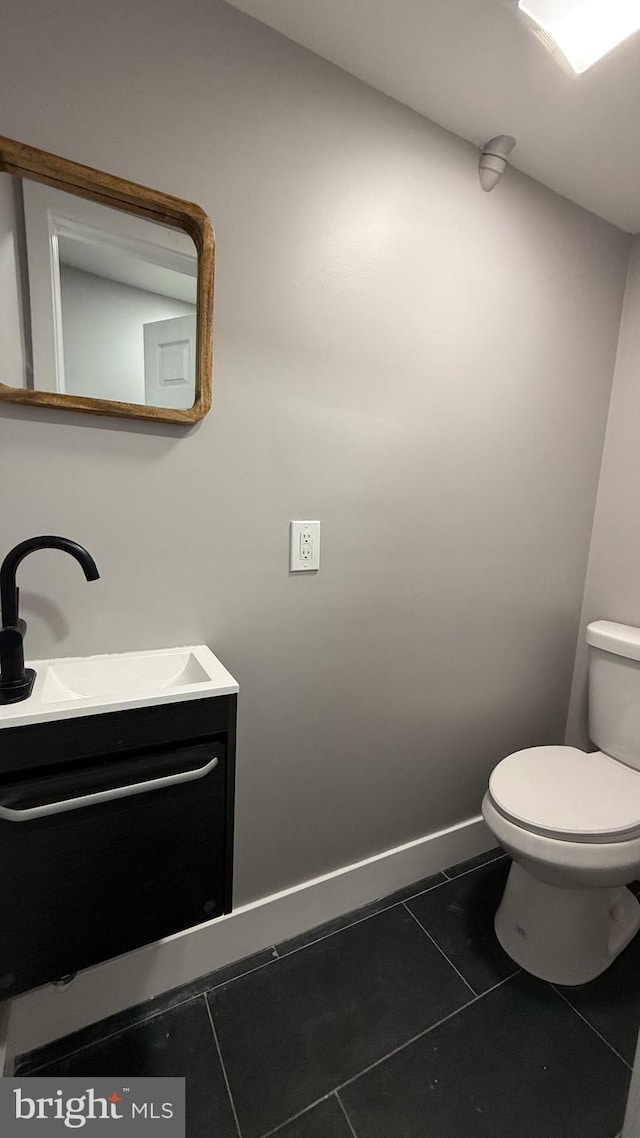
0;0;630;904
566;238;640;749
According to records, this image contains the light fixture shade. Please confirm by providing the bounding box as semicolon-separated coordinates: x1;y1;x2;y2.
518;0;640;73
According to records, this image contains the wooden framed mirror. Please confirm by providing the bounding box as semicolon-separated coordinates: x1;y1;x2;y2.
0;136;214;425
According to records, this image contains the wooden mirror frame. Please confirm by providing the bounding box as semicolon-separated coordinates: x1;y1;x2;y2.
0;136;214;425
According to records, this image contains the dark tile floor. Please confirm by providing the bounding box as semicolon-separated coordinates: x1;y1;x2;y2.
16;848;635;1138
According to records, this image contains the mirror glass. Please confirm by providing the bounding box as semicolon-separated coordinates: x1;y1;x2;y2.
0;174;198;410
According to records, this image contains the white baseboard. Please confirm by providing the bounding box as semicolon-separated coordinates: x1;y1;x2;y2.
10;814;493;1057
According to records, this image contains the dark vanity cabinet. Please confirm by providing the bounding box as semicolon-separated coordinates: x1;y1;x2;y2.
0;695;236;998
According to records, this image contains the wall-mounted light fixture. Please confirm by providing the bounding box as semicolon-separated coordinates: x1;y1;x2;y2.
479;135;517;192
519;0;640;74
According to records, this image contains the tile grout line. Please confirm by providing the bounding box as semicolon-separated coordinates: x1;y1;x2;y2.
335;1091;360;1137
481;968;521;994
18;953;283;1075
276;878;449;961
204;994;244;1138
336;971;520;1095
473;971;519;996
400;877;451;904
335;1000;475;1094
256;1093;336;1138
277;906;402;960
401;902;478;997
203;953;282;994
552;985;633;1072
17;989;207;1076
442;852;507;881
256;972;520;1138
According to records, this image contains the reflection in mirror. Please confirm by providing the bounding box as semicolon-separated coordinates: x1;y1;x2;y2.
0;174;198;410
0;173;30;390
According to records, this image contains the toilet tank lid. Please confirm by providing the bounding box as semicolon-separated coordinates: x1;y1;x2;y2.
586;620;640;662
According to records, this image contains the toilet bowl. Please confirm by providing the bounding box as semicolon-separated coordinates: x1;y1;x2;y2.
483;620;640;985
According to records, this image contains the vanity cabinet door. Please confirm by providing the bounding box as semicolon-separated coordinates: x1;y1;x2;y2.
0;739;229;998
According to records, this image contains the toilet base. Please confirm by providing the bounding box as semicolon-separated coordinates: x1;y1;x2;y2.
495;861;640;985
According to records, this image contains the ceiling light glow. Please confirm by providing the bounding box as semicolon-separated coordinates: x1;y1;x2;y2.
518;0;640;73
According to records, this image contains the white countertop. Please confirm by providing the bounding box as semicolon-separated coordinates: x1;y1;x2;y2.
0;645;238;730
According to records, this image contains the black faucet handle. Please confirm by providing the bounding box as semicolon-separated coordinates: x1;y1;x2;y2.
0;624;24;651
0;535;98;704
0;610;32;706
0;620;34;704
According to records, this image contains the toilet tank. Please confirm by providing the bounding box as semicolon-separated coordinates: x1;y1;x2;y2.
587;620;640;769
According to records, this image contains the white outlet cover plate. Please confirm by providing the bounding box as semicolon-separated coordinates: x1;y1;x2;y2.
290;520;321;571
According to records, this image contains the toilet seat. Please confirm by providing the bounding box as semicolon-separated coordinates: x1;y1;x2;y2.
488;745;640;844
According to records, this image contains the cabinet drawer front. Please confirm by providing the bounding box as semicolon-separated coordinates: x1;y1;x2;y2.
0;695;237;776
0;740;220;816
0;741;228;997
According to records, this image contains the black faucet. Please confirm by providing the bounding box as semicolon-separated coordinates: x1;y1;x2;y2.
0;536;100;705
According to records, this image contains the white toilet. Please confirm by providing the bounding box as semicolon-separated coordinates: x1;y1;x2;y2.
483;619;640;986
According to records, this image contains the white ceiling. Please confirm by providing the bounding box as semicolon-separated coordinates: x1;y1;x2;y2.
226;0;640;233
58;235;197;304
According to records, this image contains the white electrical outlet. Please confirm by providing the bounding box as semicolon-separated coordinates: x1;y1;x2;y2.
290;521;320;571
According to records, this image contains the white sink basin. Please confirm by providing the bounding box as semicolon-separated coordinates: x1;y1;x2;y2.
41;649;211;702
0;645;238;728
